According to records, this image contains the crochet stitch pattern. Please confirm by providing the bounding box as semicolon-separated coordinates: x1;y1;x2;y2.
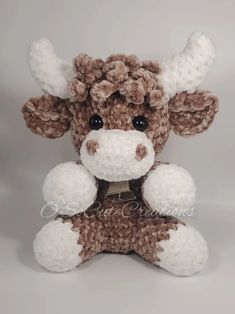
22;32;218;276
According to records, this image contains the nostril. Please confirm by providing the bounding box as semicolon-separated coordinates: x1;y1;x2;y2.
86;140;99;156
136;144;147;161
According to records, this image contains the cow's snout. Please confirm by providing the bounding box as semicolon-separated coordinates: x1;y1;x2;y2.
80;129;155;181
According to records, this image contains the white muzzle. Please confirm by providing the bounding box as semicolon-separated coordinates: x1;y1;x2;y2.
80;129;155;182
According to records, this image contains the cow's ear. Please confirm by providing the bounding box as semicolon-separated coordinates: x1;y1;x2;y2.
22;95;73;138
169;91;219;136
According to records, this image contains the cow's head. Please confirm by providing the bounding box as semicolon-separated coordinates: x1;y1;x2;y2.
22;32;218;182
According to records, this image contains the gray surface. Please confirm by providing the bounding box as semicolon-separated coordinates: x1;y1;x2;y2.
0;0;235;313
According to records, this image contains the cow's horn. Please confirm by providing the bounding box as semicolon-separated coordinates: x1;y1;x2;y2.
28;39;75;99
158;32;215;100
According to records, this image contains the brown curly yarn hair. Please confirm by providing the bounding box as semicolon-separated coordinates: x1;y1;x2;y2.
68;53;165;108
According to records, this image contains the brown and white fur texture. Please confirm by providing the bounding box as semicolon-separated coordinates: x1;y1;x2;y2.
22;32;218;276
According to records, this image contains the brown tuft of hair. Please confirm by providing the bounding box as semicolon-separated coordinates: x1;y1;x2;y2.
69;53;164;107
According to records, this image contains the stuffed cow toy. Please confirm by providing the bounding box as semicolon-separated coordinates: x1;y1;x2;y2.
22;32;218;276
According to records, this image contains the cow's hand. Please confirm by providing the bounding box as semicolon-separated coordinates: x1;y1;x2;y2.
142;164;196;216
42;161;97;216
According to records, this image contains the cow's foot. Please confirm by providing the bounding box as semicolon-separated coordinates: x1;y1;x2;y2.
155;224;208;276
33;219;83;272
134;217;208;276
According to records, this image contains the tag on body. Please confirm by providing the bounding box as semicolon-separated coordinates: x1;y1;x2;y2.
106;181;136;202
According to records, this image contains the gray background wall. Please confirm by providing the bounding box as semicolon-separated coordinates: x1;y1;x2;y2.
0;0;234;212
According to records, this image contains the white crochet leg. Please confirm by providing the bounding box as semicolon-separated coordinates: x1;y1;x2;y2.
33;219;83;272
155;224;208;276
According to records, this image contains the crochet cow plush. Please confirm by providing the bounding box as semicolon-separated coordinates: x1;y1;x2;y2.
22;32;218;276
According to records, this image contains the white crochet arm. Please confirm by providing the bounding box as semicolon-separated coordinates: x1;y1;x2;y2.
142;163;196;216
42;161;97;216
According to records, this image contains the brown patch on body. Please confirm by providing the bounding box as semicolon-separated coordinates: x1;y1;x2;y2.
66;213;104;262
61;199;180;264
60;175;181;264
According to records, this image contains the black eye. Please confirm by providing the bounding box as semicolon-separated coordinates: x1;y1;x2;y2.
89;114;103;130
132;116;148;132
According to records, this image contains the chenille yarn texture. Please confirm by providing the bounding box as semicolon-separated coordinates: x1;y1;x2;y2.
22;32;218;276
